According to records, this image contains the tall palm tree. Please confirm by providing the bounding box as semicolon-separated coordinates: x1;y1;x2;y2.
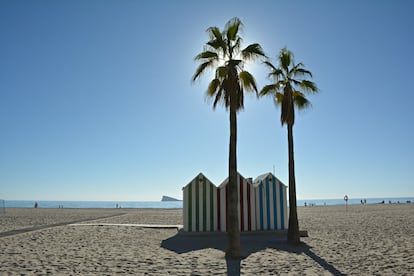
192;17;265;258
260;48;318;244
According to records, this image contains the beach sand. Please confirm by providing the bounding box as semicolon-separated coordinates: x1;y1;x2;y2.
0;204;413;275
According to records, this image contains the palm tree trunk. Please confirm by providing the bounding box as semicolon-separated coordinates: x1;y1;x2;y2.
287;122;300;244
226;104;241;258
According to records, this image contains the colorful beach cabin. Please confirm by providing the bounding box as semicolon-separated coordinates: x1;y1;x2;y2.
253;173;288;231
217;172;257;232
182;173;218;232
182;172;288;233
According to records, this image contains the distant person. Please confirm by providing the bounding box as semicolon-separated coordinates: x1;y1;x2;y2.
304;202;307;207
34;202;38;208
364;199;366;204
361;200;364;205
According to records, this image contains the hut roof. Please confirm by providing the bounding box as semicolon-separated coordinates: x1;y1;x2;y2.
253;172;287;187
182;172;215;189
218;171;249;188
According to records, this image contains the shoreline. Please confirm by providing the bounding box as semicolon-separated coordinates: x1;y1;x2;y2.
3;196;413;209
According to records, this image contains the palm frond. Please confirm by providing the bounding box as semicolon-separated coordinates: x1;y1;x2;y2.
194;51;219;61
290;62;303;73
279;48;293;73
268;68;284;81
212;84;224;109
293;91;311;109
275;92;284;104
230;37;242;58
241;43;266;61
263;60;277;71
193;18;269;114
207;40;226;52
215;66;228;80
259;84;278;96
207;78;220;96
300;80;318;93
192;60;214;82
226;21;240;41
291;66;312;78
291;78;302;86
239;71;258;93
260;47;318;126
206;26;222;41
224;17;242;41
227;59;242;69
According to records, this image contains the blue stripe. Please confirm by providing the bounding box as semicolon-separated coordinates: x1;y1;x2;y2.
265;178;270;230
272;177;277;230
259;185;264;231
279;181;285;230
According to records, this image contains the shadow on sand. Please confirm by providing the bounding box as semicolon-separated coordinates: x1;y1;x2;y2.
161;231;344;276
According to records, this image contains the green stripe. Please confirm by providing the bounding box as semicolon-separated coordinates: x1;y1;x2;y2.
196;178;199;231
203;177;207;232
210;183;214;231
188;182;192;232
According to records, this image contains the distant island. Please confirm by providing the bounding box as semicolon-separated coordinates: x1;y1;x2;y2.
161;196;181;202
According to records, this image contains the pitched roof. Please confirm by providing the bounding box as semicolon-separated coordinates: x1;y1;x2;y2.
183;172;215;189
218;171;248;188
253;172;287;187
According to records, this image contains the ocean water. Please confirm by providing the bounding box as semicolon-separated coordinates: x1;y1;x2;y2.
297;197;413;206
2;197;413;208
2;200;183;209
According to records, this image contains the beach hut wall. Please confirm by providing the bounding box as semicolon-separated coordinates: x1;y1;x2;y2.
253;173;288;231
182;173;218;232
217;173;257;232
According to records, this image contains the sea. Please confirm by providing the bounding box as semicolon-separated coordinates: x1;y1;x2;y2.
1;197;413;209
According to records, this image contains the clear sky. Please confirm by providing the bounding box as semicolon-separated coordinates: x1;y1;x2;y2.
1;0;413;201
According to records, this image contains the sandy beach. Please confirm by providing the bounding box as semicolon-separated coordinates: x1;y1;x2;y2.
0;204;413;275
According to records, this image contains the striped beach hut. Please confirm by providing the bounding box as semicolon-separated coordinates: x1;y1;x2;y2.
253;173;288;231
217;172;257;232
182;173;218;232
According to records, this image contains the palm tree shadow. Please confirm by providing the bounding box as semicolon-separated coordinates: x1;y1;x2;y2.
270;242;345;276
161;231;344;276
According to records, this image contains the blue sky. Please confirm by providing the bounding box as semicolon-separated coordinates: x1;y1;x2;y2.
1;0;413;201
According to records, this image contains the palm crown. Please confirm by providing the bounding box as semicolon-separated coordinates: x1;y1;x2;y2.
260;48;318;125
192;17;266;111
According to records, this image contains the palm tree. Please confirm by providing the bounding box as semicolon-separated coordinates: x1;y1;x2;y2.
260;48;318;244
192;17;265;258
